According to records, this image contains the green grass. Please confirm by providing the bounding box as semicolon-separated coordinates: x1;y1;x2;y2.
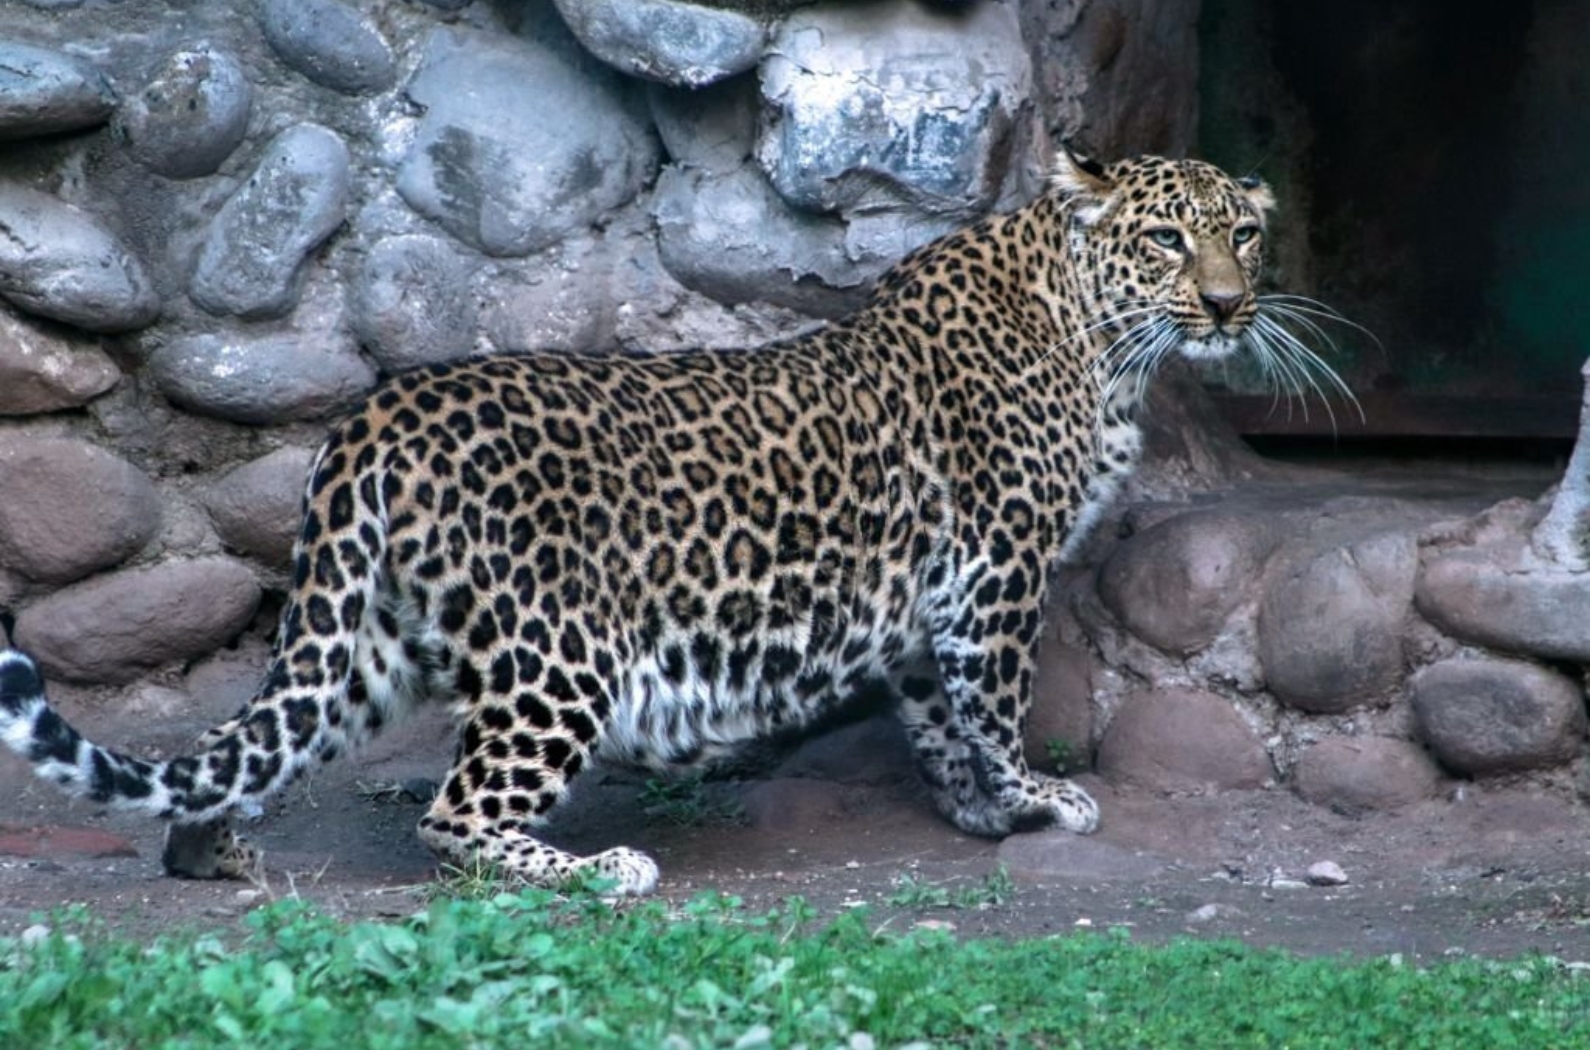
886;867;1016;910
3;892;1587;1049
637;777;747;827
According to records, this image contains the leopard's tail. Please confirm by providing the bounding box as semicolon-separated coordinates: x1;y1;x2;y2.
0;430;391;824
0;648;199;817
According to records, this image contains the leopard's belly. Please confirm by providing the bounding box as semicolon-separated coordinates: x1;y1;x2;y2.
598;613;928;772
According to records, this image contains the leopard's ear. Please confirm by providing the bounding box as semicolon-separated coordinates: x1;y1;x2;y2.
1051;144;1115;225
1236;173;1276;214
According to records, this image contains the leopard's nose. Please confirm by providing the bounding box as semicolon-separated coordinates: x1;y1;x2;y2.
1200;291;1243;322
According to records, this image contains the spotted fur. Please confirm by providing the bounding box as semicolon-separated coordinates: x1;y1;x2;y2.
0;152;1278;894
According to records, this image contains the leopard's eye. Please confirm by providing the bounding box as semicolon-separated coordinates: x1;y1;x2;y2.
1145;228;1183;250
1232;224;1260;246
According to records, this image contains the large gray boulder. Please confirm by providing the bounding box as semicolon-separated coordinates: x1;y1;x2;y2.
122;44;254;179
1257;532;1417;713
0;42;116;140
652;163;867;316
757;1;1031;216
14;558;262;685
0;436;160;585
259;0;397;96
0;183;160;333
1416;535;1590;664
147;330;376;425
396;27;659;257
189;123;350;320
1410;657;1587;776
554;0;768;87
0;309;120;415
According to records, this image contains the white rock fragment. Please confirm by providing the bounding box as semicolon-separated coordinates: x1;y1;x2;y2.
1306;861;1349;886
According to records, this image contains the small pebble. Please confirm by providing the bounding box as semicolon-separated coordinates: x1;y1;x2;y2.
1307;861;1349;886
20;923;51;946
1186;903;1243;924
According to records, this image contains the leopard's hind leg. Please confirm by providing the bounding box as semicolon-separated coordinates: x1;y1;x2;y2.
414;645;657;895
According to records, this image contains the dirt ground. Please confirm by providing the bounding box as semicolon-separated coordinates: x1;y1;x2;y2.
3;700;1588;963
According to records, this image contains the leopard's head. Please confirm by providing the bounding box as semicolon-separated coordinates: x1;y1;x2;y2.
1053;149;1275;367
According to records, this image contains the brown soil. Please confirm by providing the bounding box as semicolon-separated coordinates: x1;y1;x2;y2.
3;703;1587;962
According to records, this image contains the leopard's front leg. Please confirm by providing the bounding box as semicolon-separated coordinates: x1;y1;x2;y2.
923;561;1099;837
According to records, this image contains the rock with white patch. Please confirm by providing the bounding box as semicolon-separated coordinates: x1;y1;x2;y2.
122;44;253;179
0;308;120;415
554;0;768;88
189;123;350;320
146;330;376;425
757;1;1030;216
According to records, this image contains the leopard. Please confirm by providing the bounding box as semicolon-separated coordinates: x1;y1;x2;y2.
0;150;1292;895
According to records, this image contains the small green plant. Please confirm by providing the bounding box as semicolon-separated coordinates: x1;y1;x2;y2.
636;777;745;827
429;854;518;901
888;866;1016;910
1045;736;1083;774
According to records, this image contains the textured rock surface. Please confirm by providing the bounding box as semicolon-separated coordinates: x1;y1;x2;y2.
0;42;116;140
1416;537;1590;663
758;1;1030;215
0;824;138;862
1026;639;1096;773
649;75;757;171
122;44;253;179
653;164;865;315
0;183;160;333
1410;657;1587;775
0;310;121;415
147;330;376;425
0;436;160;585
14;558;262;684
396;27;658;257
260;0;397;96
1098;509;1279;655
1257;532;1417;713
189;124;351;320
1096;688;1272;791
350;235;478;371
203;446;315;565
554;0;768;87
999;830;1170;881
1291;737;1444;815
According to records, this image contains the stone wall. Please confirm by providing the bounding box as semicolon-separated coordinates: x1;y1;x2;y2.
1033;479;1590;814
0;0;1197;696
